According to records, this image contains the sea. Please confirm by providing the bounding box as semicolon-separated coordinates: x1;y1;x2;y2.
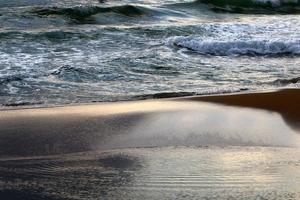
1;0;300;106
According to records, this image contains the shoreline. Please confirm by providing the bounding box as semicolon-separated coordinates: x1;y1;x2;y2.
0;88;299;157
0;88;294;111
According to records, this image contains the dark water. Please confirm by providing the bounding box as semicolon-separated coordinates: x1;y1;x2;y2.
1;0;300;106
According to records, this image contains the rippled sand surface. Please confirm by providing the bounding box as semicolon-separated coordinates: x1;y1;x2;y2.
1;147;300;200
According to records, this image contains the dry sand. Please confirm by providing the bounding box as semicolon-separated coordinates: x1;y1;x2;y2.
183;88;300;130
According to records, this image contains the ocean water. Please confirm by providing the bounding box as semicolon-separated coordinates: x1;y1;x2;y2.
1;0;300;106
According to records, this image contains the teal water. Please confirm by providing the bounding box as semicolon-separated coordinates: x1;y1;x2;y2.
1;0;300;106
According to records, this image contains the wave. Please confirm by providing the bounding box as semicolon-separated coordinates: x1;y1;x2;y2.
135;92;197;100
197;0;300;14
167;36;300;56
0;75;25;85
1;101;44;107
30;4;170;24
134;88;248;100
0;65;98;87
0;0;50;8
273;77;300;86
50;65;101;82
0;30;91;43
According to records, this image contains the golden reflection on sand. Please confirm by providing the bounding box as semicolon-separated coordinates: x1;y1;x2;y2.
0;89;299;157
183;89;300;131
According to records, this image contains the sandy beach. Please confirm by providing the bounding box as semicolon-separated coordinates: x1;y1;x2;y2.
2;0;300;199
186;88;300;131
1;88;299;157
1;89;300;199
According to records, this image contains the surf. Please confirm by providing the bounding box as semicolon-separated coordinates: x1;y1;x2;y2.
168;36;300;56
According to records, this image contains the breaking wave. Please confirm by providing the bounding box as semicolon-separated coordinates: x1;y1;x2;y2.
168;36;300;56
273;77;300;86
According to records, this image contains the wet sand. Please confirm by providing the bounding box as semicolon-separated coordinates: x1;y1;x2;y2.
0;88;299;157
1;89;300;199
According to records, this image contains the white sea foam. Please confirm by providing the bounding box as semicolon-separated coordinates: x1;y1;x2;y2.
167;36;300;56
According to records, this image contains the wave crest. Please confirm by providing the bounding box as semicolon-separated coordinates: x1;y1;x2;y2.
50;65;101;83
168;36;300;56
273;77;300;86
31;5;152;23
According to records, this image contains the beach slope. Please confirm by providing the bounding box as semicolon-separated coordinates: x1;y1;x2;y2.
0;89;299;157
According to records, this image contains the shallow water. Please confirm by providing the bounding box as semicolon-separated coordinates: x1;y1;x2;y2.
1;147;300;200
1;0;300;106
